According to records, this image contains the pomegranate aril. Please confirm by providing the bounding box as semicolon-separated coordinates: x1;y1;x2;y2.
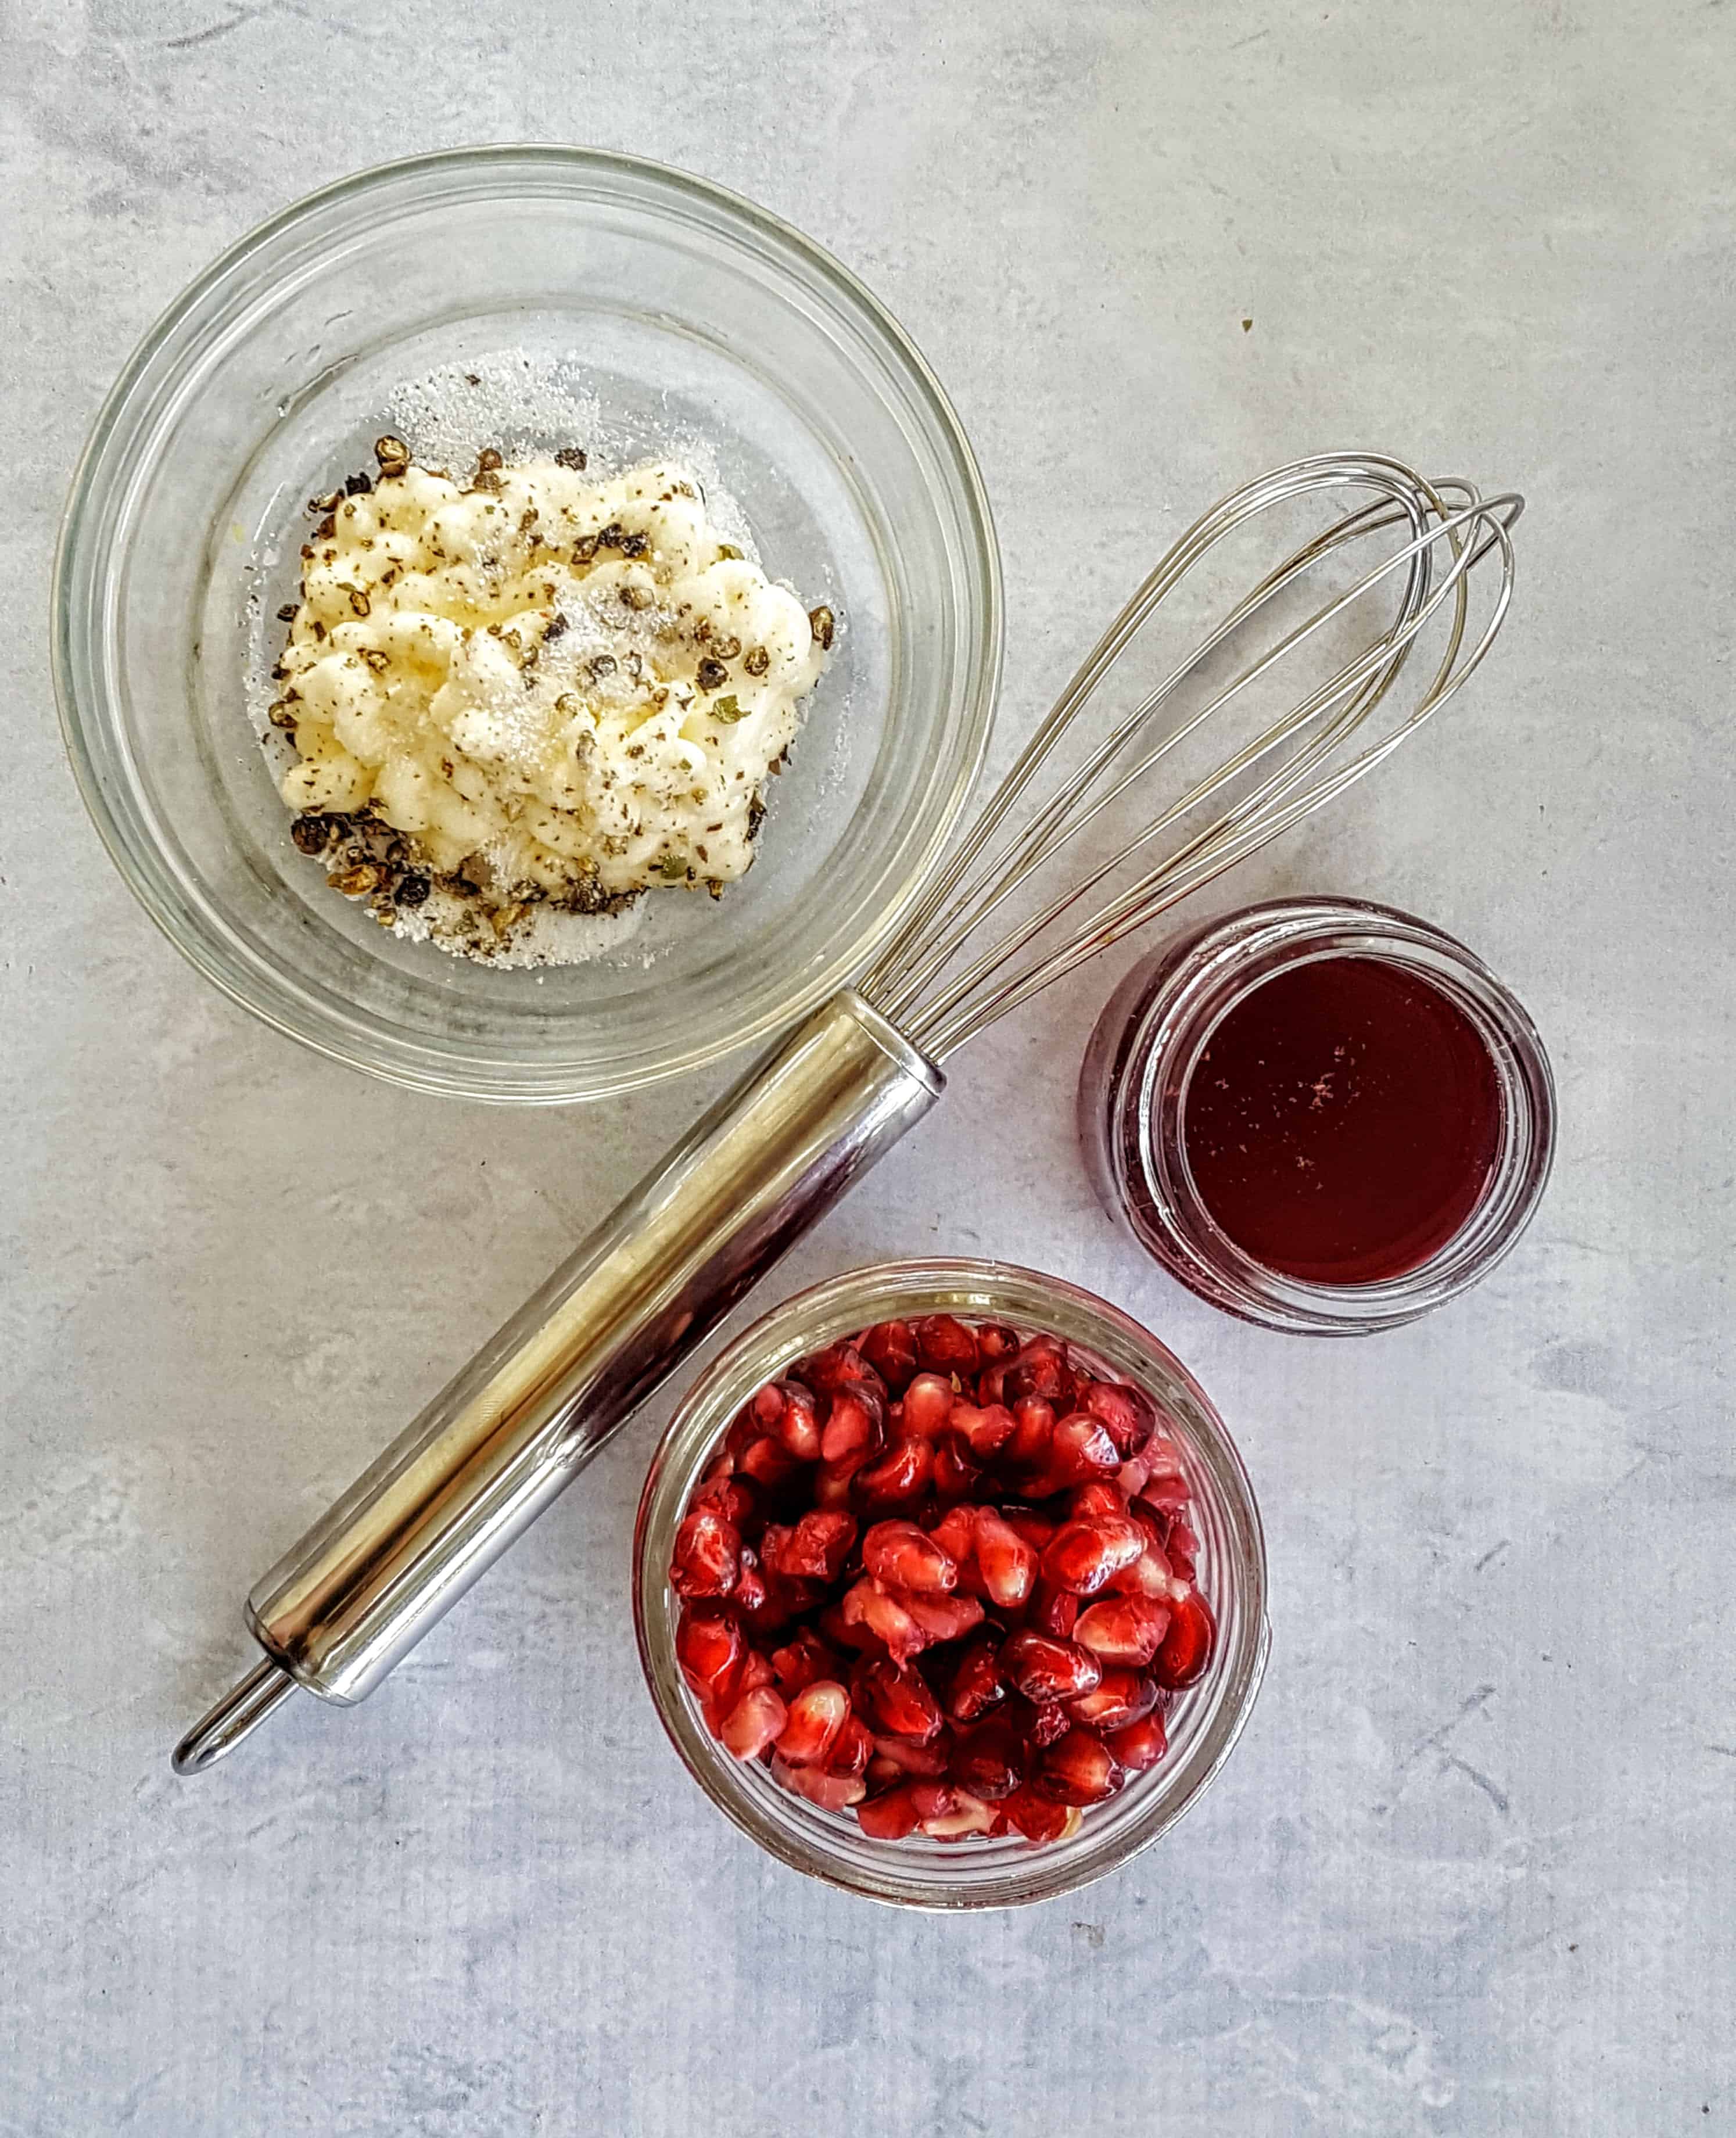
1073;1594;1171;1666
1103;1709;1168;1772
1005;1398;1055;1474
797;1341;883;1400
1139;1475;1193;1520
1068;1481;1124;1521
737;1435;800;1490
921;1792;996;1839
952;1401;1016;1459
820;1388;883;1465
669;1508;741;1598
1000;1628;1102;1702
1125;1500;1168;1551
676;1606;744;1701
1114;1454;1151;1501
853;1657;944;1741
1044;1412;1121;1488
949;1714;1025;1800
906;1781;957;1821
740;1567;811;1634
946;1634;1009;1723
1037;1727;1124;1806
765;1509;856;1582
999;1508;1056;1552
902;1592;984;1644
751;1380;790;1426
1041;1514;1146;1596
1165;1519;1201;1582
770;1627;844;1696
817;1600;883;1655
733;1551;768;1617
913;1313;981;1378
1152;1588;1215;1688
1063;1666;1157;1731
871;1729;953;1777
1107;1545;1174;1599
771;1755;866;1811
841;1576;926;1662
977;1322;1020;1364
737;1649;775;1695
862;1520;957;1594
876;1727;957;1778
1002;1785;1071;1843
926;1504;979;1564
859;1320;919;1392
1142;1429;1186;1476
973;1506;1039;1609
931;1433;982;1502
813;1453;869;1509
1027;1579;1079;1638
901;1372;956;1440
1000;1336;1076;1409
691;1475;756;1526
856;1785;920;1839
778;1513;859;1582
828;1714;874;1777
851;1436;933;1511
772;1382;822;1461
776;1680;850;1766
1021;1699;1071;1749
1079;1377;1156;1457
720;1685;787;1759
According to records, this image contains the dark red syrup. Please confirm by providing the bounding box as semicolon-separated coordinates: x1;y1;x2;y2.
1180;956;1503;1284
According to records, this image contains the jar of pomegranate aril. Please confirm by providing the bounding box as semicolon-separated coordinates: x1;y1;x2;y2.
634;1260;1268;1910
1078;898;1555;1336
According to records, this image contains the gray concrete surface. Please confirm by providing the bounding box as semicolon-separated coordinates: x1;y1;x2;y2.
3;2;1733;2132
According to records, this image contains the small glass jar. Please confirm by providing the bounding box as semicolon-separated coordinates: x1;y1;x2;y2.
1078;898;1555;1336
634;1259;1269;1910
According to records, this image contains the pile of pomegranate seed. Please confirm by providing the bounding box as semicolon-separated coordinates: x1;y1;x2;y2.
668;1314;1215;1846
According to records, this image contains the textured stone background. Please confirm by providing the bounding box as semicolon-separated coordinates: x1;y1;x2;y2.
2;2;1732;2132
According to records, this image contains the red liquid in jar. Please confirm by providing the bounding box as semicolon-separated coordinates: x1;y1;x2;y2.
1181;956;1502;1285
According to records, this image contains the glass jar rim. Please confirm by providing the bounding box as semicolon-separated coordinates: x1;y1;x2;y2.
633;1257;1269;1910
1113;898;1555;1334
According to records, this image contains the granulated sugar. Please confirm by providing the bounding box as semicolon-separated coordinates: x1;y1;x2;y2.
386;351;607;483
384;349;762;559
392;883;650;970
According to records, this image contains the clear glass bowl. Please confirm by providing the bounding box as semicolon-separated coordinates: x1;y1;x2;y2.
53;146;1000;1102
1078;898;1556;1333
634;1259;1269;1910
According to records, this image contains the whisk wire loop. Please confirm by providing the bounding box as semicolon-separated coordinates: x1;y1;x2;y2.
859;453;1522;1061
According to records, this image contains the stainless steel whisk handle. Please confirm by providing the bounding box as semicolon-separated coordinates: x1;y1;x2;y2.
173;992;942;1774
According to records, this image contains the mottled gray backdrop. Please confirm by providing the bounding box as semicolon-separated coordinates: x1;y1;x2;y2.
2;2;1731;2132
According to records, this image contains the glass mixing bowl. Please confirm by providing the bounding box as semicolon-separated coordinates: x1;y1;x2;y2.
53;146;1000;1102
634;1260;1269;1910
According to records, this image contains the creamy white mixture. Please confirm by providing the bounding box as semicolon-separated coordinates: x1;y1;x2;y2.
270;447;831;942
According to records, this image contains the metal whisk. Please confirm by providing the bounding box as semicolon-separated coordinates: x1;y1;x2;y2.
173;451;1520;1774
863;450;1520;1060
